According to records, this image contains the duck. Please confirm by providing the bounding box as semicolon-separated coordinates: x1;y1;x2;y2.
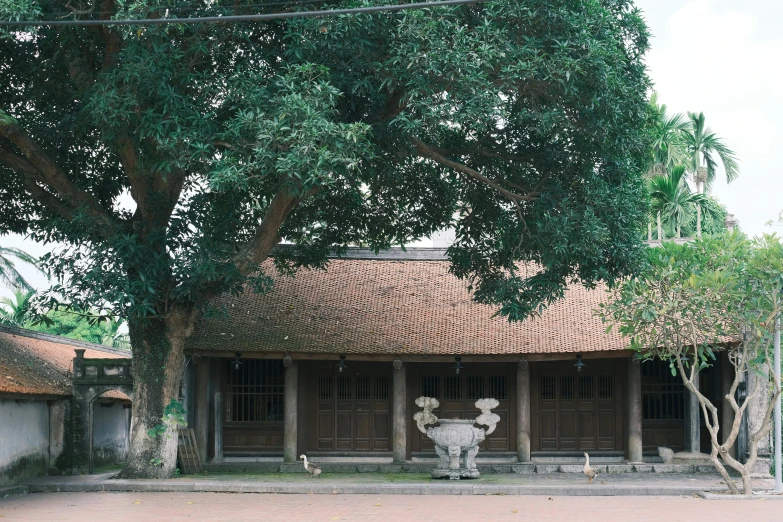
583;452;597;484
300;454;322;478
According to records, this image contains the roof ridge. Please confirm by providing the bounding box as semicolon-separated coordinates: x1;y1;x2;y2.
272;244;449;261
0;324;131;357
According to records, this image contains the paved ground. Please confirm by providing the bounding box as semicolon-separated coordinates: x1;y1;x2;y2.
0;491;780;521
19;471;774;497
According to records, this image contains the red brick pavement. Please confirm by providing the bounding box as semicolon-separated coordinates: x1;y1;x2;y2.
0;492;779;522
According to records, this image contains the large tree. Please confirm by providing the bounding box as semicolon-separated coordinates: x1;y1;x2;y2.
0;0;652;477
600;234;783;494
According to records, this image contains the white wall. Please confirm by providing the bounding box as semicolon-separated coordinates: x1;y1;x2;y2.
92;402;130;465
0;399;50;486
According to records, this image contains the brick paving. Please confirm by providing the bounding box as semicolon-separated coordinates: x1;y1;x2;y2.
0;492;780;521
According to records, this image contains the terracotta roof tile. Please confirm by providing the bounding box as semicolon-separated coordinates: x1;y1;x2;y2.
188;258;627;356
0;326;128;397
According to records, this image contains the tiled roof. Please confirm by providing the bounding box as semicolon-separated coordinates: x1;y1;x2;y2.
0;325;129;397
188;252;628;356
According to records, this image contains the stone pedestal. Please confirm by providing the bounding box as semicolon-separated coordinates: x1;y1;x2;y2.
414;396;499;480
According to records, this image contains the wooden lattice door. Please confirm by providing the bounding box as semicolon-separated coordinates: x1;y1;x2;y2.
313;363;391;452
533;360;623;452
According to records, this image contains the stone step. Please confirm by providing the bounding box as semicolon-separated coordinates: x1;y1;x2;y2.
0;485;29;499
203;462;721;474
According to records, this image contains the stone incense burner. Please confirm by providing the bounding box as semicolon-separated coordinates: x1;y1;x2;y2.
413;396;500;479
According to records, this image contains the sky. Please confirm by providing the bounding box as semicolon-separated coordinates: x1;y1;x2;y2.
3;0;782;296
636;0;783;236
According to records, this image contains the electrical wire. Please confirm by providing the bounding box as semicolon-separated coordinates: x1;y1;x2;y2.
0;0;490;27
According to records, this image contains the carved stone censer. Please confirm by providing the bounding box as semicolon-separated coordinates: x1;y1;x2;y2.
413;396;500;479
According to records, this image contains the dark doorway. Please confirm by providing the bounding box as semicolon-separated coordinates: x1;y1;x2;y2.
307;362;392;452
222;359;285;455
531;359;624;452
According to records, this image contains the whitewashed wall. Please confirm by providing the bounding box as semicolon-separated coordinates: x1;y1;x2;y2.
0;399;49;486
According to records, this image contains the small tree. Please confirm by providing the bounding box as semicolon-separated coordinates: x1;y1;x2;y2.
600;233;783;494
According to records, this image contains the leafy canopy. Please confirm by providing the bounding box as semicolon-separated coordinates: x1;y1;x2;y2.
0;1;653;328
600;233;783;371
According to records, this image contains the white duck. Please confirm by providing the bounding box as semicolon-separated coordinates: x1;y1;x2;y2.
300;454;322;478
583;452;597;484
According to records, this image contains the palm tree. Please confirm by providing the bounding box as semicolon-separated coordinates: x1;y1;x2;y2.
0;289;34;327
649;165;706;239
681;112;740;235
0;246;37;291
647;93;689;177
100;317;131;351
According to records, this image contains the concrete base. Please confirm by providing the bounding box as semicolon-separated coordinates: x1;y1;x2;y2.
672;452;713;466
21;473;774;497
203;461;727;475
0;485;28;499
431;468;480;480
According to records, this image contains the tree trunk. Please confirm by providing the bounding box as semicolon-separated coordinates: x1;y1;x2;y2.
117;308;195;478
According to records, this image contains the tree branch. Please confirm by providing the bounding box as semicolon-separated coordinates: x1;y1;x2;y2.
0;146;76;221
0;113;117;234
410;136;537;204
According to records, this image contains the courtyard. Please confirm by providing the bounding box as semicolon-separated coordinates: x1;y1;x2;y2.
0;491;780;522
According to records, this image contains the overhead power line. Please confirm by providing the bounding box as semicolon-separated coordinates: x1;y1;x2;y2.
0;0;490;27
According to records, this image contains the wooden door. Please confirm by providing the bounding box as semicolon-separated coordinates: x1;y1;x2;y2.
532;360;624;452
410;363;514;453
311;363;391;452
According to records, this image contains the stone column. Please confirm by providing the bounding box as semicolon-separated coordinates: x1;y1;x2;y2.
213;392;223;463
721;351;737;459
684;368;701;453
392;361;407;463
745;363;771;471
627;358;643;462
283;360;298;463
516;359;531;462
194;357;210;463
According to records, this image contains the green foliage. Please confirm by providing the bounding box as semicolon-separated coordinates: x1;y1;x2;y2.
648;165;706;237
0;244;37;291
147;399;187;439
0;0;653;327
0;288;33;326
600;232;783;369
26;309;131;349
682;112;740;190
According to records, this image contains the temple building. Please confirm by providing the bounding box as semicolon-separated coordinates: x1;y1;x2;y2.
181;247;766;467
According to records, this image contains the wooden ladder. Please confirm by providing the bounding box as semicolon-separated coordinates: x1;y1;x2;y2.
177;427;203;474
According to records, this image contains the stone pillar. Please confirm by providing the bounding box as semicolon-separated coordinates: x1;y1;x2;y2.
516;359;531;462
194;357;210;463
721;352;737;459
684;368;701;453
392;361;407;463
745;363;771;472
627;358;643;462
213;392;223;463
283;361;298;463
